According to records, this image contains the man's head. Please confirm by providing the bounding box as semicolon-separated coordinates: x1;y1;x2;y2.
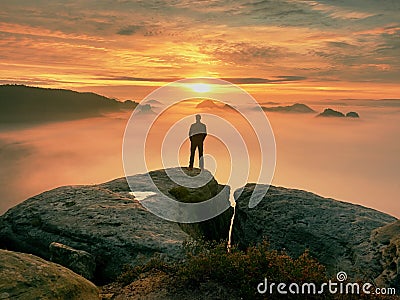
196;114;201;122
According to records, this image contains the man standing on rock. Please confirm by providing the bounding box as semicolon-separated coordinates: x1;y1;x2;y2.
188;114;207;171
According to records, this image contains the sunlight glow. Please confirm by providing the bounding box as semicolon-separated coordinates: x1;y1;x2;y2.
190;83;212;93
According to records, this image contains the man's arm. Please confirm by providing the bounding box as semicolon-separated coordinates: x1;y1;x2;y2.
202;124;207;141
189;124;193;137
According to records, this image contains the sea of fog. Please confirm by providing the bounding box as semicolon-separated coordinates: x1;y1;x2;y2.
0;101;399;218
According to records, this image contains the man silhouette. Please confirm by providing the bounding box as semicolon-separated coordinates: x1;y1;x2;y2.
188;114;207;170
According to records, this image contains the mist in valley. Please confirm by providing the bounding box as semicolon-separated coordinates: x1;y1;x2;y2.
0;101;399;218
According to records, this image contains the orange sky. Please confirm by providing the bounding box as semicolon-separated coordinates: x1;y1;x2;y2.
0;1;399;101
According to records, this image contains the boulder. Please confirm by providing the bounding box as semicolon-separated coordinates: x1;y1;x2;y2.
49;242;96;280
0;168;229;284
149;168;219;203
117;167;232;241
232;184;397;282
0;169;197;283
151;168;232;241
0;249;99;300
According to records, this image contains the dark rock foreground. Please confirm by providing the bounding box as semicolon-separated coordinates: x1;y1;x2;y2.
49;241;96;281
0;168;398;291
0;170;193;283
0;249;99;300
232;184;398;287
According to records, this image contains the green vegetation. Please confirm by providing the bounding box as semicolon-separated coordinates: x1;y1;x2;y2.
118;240;321;299
168;186;210;203
118;240;397;299
168;186;190;202
174;240;326;299
117;256;172;286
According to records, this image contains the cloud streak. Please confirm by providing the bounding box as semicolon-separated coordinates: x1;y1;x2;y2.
117;25;144;36
95;76;307;85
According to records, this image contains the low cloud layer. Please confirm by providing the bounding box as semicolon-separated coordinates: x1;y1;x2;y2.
0;102;399;219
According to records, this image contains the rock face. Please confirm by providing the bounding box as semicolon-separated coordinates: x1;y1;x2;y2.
0;169;196;283
371;220;400;288
49;242;96;281
0;168;231;284
120;168;232;241
143;168;232;241
232;184;397;282
0;249;99;300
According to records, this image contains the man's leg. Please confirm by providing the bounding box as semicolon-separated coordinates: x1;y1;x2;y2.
189;141;196;169
198;142;204;170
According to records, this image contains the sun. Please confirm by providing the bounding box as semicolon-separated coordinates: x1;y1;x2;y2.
190;83;211;93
